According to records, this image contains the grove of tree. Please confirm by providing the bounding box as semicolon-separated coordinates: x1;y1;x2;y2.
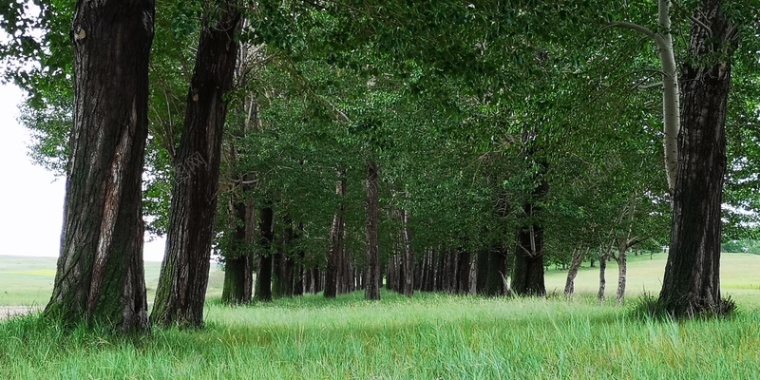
1;0;759;330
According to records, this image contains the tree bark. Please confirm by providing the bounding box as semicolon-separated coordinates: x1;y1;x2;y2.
151;2;241;327
221;201;254;304
484;246;507;296
43;0;154;332
365;160;381;300
564;248;588;297
658;0;737;317
324;170;346;298
400;207;414;297
598;247;611;302
254;205;274;301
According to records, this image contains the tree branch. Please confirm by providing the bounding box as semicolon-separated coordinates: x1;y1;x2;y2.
607;21;657;40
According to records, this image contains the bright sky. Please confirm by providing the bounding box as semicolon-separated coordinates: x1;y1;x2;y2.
0;83;166;261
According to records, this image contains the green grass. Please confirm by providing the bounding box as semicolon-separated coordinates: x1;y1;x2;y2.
2;292;760;379
2;253;760;379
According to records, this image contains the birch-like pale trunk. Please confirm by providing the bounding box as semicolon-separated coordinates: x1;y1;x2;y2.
611;0;680;195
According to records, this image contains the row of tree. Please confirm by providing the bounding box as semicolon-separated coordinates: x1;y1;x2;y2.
1;0;758;332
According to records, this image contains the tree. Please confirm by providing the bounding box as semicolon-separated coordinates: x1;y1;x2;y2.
41;0;155;332
151;0;241;327
658;0;738;317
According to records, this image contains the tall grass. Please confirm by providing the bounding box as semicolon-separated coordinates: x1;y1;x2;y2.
2;291;759;379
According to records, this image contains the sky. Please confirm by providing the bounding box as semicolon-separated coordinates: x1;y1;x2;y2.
0;83;166;261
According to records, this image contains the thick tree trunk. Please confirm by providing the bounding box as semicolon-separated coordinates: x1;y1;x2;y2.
365;160;381;300
254;205;274;301
151;2;240;327
658;0;736;317
325;171;346;298
511;223;546;296
564;248;588;297
484;246;507;296
43;0;154;332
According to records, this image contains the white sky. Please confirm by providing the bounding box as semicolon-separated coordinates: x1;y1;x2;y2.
0;83;166;261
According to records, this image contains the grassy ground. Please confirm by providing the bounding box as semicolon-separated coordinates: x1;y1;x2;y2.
1;292;759;379
1;253;759;379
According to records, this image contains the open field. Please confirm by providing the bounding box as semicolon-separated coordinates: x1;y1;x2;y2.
0;256;227;306
1;253;759;379
2;252;758;307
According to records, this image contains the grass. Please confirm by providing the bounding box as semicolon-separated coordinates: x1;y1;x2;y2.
2;292;760;379
1;253;759;379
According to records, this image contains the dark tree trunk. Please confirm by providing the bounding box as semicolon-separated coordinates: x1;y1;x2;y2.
151;2;241;327
325;171;346;298
510;153;547;297
365;160;381;300
456;249;471;294
293;223;305;296
476;249;488;294
254;205;274;301
44;0;154;332
511;219;546;297
484;246;507;296
221;202;254;304
564;248;587;297
658;0;737;318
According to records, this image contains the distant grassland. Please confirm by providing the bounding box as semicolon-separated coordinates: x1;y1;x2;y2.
1;252;758;307
0;256;227;306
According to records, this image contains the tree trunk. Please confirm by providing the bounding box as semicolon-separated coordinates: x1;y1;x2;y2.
254;205;274;301
400;207;414;297
365;160;381;300
658;0;736;317
511;223;546;296
151;2;241;327
324;170;346;298
510;152;547;297
456;249;470;294
616;249;627;305
598;250;609;302
484;246;507;296
564;248;587;297
44;0;154;332
221;201;254;304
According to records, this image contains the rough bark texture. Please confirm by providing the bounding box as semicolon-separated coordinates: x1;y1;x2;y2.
43;0;155;332
151;3;241;327
324;171;346;298
365;160;381;300
658;0;736;317
254;205;275;301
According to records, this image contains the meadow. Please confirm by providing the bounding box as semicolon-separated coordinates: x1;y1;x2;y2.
1;253;759;379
